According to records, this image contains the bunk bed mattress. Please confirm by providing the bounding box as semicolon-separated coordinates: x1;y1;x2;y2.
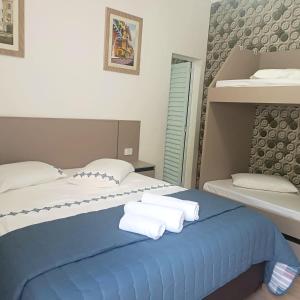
216;78;300;88
203;179;300;221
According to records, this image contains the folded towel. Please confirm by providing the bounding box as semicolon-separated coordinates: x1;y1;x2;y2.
124;202;184;233
119;213;166;240
141;193;199;221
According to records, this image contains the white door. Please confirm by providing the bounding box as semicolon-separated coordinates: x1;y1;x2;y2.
163;62;192;185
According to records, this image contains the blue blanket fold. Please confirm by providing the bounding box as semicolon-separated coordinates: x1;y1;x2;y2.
0;189;299;300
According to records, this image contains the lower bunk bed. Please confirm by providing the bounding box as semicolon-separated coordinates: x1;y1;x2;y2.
204;179;300;260
0;174;299;300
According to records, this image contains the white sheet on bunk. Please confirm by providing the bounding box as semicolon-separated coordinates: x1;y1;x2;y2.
203;179;300;221
216;78;300;88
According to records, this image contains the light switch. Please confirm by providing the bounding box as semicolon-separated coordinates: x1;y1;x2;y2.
124;148;133;156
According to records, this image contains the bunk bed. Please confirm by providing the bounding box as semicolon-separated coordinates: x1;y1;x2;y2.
199;46;300;258
206;46;300;104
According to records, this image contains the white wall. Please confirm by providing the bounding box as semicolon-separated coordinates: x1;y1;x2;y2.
0;0;211;178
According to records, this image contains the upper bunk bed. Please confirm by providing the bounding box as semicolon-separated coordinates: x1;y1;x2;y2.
208;46;300;104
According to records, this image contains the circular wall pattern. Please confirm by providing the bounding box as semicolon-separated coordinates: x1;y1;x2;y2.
249;105;300;183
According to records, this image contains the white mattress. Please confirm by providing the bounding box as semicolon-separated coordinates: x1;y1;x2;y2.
216;78;300;88
203;179;300;221
0;173;185;236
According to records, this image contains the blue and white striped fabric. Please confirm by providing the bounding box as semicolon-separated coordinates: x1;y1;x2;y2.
268;262;298;295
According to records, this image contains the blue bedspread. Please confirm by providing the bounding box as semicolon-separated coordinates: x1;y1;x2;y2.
0;189;299;300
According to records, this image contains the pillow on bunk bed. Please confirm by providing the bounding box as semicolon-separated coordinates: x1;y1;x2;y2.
251;69;300;80
231;173;298;193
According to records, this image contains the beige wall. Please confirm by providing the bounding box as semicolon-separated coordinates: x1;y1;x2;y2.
0;0;210;178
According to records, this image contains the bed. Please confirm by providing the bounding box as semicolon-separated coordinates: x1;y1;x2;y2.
0;172;298;300
0;117;299;300
203;179;300;222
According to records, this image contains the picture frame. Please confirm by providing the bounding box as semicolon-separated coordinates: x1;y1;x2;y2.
0;0;24;57
103;7;143;75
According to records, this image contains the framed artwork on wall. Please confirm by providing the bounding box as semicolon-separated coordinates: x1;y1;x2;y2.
0;0;24;57
103;7;143;75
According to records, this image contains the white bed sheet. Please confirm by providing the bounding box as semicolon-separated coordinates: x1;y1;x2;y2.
216;78;300;88
203;179;300;221
0;173;185;236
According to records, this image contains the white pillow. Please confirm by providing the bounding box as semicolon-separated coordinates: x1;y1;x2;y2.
232;173;298;193
68;159;134;187
251;69;300;80
63;168;81;178
0;161;66;193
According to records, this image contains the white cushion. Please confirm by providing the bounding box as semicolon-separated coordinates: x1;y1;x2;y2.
251;69;300;80
68;159;134;187
63;168;81;178
232;173;298;193
0;161;66;193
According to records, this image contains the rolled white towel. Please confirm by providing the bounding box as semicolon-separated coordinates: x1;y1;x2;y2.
119;213;166;240
124;202;184;233
141;193;199;222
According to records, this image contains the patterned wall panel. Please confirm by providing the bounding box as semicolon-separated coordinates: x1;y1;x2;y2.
250;105;300;186
197;0;300;186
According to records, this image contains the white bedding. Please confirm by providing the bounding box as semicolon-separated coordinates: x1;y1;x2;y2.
0;173;184;236
203;179;300;221
216;78;300;88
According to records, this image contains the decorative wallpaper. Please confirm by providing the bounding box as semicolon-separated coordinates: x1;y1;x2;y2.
250;105;300;186
197;0;300;186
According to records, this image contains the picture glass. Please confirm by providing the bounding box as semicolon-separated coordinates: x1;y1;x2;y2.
0;0;19;51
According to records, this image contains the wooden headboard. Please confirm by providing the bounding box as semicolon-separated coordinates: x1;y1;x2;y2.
0;117;140;168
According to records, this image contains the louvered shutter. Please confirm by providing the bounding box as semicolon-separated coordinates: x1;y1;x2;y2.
163;62;191;185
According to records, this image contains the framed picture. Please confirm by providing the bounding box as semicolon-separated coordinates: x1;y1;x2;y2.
104;7;143;75
0;0;24;57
